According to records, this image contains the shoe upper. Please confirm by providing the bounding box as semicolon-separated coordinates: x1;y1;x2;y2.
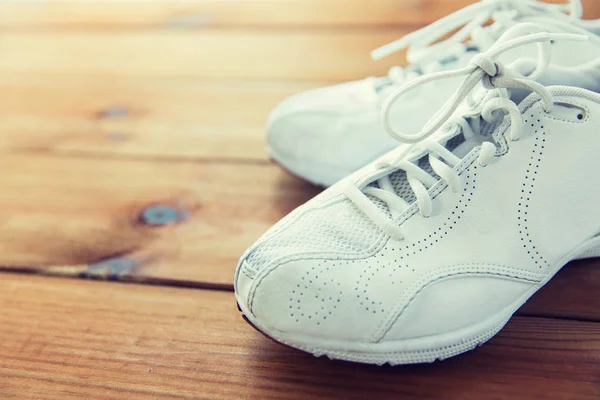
267;0;600;186
237;27;600;345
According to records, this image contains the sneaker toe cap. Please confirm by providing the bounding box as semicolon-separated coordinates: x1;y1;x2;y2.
235;256;387;344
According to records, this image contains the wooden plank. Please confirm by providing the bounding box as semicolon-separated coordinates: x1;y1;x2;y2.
520;259;600;321
0;30;408;81
1;274;599;400
0;153;321;287
0;153;597;319
0;0;471;29
0;73;325;161
2;1;598;30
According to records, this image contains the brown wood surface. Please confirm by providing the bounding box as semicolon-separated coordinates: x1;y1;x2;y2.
0;0;464;29
2;0;597;82
2;0;600;398
0;153;319;286
1;274;600;400
0;31;408;81
0;73;324;161
0;152;598;323
1;0;597;29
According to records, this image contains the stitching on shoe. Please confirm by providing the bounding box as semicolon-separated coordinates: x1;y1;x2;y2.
370;151;540;341
241;264;256;280
401;161;478;258
248;151;481;311
373;264;544;342
519;111;551;270
543;101;589;124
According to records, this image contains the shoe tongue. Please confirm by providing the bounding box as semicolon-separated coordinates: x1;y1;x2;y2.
448;115;502;158
371;110;503;208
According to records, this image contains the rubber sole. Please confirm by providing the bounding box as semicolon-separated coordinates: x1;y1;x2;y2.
237;298;510;365
237;314;500;365
236;236;600;365
236;289;513;366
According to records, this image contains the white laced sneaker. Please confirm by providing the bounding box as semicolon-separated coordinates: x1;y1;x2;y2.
267;0;600;186
236;25;600;365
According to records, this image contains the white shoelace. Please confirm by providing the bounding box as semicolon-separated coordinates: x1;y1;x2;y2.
368;0;583;95
345;25;588;240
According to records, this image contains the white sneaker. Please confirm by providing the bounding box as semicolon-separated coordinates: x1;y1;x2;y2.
236;25;600;365
267;0;600;186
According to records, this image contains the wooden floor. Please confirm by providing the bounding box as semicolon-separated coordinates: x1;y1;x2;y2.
1;1;600;399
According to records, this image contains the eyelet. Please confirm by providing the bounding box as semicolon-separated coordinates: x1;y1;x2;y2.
552;101;587;122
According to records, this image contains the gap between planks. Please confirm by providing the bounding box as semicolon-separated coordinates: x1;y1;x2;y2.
0;152;322;286
0;151;598;322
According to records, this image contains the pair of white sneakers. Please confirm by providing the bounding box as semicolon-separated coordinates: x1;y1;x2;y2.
235;0;600;365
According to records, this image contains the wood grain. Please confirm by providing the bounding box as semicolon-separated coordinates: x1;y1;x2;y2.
0;73;324;161
0;153;320;287
1;273;599;400
0;0;472;29
5;2;598;83
2;1;599;399
0;151;598;319
1;1;598;29
0;30;407;81
520;259;600;321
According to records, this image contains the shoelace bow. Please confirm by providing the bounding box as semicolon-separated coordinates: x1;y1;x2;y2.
368;0;583;94
345;25;588;240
